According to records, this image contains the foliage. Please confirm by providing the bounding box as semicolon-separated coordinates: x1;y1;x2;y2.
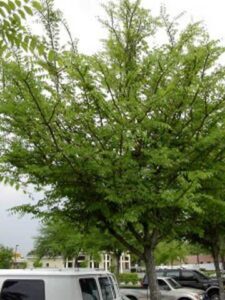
0;245;13;269
1;1;225;300
155;241;189;265
18;261;27;269
0;0;42;51
118;273;139;286
33;216;126;270
34;218;87;262
33;259;43;268
177;164;225;299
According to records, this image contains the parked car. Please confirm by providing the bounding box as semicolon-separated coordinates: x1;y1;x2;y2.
0;268;121;300
120;276;206;300
143;269;220;300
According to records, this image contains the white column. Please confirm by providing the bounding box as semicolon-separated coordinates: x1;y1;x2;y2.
120;254;123;273
105;254;108;271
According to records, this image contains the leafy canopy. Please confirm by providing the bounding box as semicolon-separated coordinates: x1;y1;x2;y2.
1;1;225;299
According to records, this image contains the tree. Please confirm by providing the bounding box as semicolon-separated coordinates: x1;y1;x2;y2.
155;240;189;266
1;1;225;300
33;218;88;267
33;216;127;274
184;174;225;300
0;245;13;269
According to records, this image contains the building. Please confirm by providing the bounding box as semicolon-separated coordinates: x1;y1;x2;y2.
26;252;131;273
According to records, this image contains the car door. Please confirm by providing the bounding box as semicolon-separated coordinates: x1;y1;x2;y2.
157;279;174;300
179;270;202;289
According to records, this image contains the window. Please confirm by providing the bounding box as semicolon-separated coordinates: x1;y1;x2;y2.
0;280;45;300
165;270;180;279
108;277;116;298
156;270;164;277
157;279;170;291
125;262;129;270
99;277;114;300
78;255;86;261
166;278;181;289
181;270;197;280
194;271;208;280
79;278;100;300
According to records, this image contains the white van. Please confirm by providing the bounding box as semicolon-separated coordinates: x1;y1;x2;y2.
0;269;122;300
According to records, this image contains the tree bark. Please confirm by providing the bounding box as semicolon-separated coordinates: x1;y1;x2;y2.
144;247;160;300
212;245;225;300
114;252;121;277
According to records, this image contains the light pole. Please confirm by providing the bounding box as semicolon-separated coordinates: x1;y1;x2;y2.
14;244;19;269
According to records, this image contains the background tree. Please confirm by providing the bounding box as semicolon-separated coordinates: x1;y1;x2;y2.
33;216;127;274
33;218;89;267
155;240;189;266
0;245;13;269
1;1;225;300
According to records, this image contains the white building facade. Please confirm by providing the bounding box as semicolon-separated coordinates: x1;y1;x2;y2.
26;252;131;273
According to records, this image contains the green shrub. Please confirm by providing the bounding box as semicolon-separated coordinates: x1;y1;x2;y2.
118;273;139;285
79;261;88;268
33;260;43;268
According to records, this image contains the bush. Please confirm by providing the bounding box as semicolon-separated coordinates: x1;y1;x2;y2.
118;273;139;285
33;260;43;268
0;245;13;269
79;261;88;268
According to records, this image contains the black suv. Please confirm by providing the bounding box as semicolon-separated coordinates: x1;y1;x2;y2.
142;269;220;300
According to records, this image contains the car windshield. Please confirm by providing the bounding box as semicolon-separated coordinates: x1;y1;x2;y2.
167;278;182;289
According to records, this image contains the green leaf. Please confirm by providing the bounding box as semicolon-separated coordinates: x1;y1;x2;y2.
12;13;21;25
8;0;15;11
23;5;33;15
48;49;55;62
18;9;26;19
32;1;42;11
0;1;10;13
30;36;37;50
15;0;21;7
37;43;45;55
0;7;6;17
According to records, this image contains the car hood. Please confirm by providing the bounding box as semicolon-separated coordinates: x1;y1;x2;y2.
175;288;205;294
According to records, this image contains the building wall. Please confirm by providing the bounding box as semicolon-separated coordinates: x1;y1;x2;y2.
26;252;131;273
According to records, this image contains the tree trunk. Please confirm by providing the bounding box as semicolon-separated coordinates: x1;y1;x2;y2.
212;245;225;300
74;256;79;268
144;247;160;300
221;254;225;271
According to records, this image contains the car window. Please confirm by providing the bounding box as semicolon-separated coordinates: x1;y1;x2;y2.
108;277;116;298
181;271;197;280
157;279;170;291
0;280;45;300
167;278;182;289
156;270;165;277
99;277;114;300
195;271;208;280
79;278;100;300
165;270;180;279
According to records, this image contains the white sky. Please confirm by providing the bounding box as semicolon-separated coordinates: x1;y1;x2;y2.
1;0;225;256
